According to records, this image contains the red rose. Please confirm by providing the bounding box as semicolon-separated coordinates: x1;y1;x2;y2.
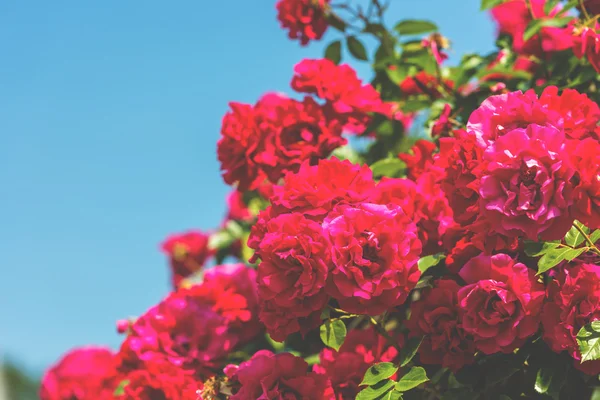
313;328;399;399
116;362;202;400
573;26;600;78
407;279;476;372
276;0;330;46
436;130;484;227
40;347;116;400
270;158;375;221
217;102;264;191
538;86;600;141
161;230;213;288
249;212;330;342
253;94;346;183
542;263;600;374
397;139;439;180
458;254;545;354
218;94;345;190
117;264;260;377
291;59;395;134
491;0;572;56
570;138;600;229
324;203;422;315
373;174;454;257
225;350;335;400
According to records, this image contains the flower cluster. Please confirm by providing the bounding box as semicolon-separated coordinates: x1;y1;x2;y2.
218;58;399;191
250;157;422;340
41;1;600;399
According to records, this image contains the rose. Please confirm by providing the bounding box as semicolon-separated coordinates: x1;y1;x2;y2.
313;328;399;399
269;157;375;221
324;202;421;315
116;361;201;400
225;350;334;399
161;230;213;288
542;263;600;375
407;279;475;371
249;212;330;342
458;254;545;354
117;264;260;377
276;0;330;46
40;347;116;400
477;124;575;241
570;138;600;229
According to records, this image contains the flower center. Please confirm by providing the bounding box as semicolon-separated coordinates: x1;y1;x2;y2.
519;163;538;185
281;122;321;147
358;231;380;263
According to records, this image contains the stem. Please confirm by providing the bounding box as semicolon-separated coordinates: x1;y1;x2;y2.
580;0;591;21
574;222;600;255
368;316;403;354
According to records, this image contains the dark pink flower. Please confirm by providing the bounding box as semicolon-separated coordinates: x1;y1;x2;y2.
40;347;116;400
313;328;399;399
324;202;422;315
542;263;600;375
277;0;331;46
249;212;330;342
161;230;213;288
458;254;545;354
407;279;476;371
117;264;260;378
226;351;335;399
570;138;600;229
477;124;574;241
270;158;375;222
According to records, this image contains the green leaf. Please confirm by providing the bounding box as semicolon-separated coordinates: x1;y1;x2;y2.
383;390;403;400
534;366;553;394
304;353;320;366
361;362;399;386
399;336;423;367
565;222;589;247
327;14;346;32
370;158;405;178
114;379;130;396
523;17;573;42
320;319;347;351
418;254;445;273
538;247;586;274
356;380;396;400
347;36;368;61
576;321;600;363
523;240;559;257
395;367;429;392
324;40;342;64
394;20;437;35
590;229;600;244
480;0;506;10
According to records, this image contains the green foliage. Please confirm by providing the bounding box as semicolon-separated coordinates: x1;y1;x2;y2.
523;17;573;42
577;321;600;363
399;336;423;367
394;20;437;36
357;379;396;400
418;254;445;273
361;362;398;386
324;40;342;64
347;36;368;61
319;319;347;351
395;367;429;391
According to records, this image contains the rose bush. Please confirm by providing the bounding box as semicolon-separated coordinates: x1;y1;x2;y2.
42;0;600;399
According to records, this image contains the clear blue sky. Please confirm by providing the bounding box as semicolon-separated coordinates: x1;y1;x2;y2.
0;0;494;373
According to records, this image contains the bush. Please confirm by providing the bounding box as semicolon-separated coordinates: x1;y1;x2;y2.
40;0;600;399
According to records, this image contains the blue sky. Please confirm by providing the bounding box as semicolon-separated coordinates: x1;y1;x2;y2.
0;0;494;373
